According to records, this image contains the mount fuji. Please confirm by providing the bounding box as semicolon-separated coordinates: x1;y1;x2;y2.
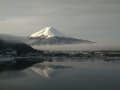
30;27;65;38
29;27;93;45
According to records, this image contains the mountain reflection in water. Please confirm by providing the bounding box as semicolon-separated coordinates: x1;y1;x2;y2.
31;63;72;78
0;57;73;78
0;57;120;90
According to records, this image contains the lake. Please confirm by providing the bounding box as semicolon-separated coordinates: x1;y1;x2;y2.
0;59;120;90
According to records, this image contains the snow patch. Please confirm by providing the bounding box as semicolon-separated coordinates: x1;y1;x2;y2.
30;27;65;38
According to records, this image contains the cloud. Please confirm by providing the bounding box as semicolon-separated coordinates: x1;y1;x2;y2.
0;0;119;45
0;17;40;35
0;0;120;17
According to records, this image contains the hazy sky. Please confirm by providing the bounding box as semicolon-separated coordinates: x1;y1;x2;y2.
0;0;120;45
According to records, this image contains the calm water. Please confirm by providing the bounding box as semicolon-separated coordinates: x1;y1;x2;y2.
0;60;120;90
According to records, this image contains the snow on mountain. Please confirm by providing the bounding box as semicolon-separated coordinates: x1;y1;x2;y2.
30;27;65;38
29;27;94;45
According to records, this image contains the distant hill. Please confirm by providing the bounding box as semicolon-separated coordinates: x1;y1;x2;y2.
0;34;41;56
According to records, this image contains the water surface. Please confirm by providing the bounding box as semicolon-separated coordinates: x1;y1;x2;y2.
0;60;120;90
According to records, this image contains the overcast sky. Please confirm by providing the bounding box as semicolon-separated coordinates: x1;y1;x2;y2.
0;0;120;45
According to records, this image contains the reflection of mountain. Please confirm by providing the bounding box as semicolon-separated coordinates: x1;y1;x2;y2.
29;27;93;45
31;63;72;78
0;58;41;72
31;67;53;78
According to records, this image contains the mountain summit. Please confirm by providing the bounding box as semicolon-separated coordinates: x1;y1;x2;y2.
29;27;94;45
30;27;65;38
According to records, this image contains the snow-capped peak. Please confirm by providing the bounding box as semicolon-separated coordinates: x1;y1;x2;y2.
30;27;65;38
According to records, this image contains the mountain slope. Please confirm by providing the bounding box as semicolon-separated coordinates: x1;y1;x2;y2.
30;27;65;38
29;27;94;45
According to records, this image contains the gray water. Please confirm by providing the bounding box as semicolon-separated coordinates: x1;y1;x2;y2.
0;60;120;90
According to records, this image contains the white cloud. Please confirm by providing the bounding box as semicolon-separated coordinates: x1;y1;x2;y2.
0;0;119;45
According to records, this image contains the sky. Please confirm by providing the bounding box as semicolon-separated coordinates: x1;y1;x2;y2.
0;0;120;46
